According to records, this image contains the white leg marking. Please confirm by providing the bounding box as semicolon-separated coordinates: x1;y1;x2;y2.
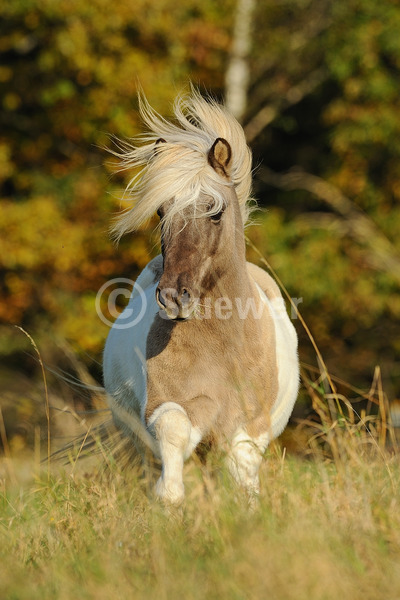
148;402;200;505
226;428;269;496
147;402;187;430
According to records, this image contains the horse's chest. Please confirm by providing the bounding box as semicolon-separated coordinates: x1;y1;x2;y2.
145;319;273;409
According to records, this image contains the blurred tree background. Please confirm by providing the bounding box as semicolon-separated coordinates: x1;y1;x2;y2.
1;0;399;449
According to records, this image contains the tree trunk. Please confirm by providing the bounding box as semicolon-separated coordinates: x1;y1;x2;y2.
224;0;256;121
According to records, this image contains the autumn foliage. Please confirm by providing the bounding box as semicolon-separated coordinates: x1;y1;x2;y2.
1;0;400;411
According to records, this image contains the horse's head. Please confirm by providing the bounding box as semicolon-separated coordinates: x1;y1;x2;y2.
156;138;245;320
110;91;253;318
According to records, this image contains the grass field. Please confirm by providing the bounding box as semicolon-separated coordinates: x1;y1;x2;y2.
1;419;399;600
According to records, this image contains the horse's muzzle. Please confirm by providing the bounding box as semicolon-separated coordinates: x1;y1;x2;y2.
156;286;197;320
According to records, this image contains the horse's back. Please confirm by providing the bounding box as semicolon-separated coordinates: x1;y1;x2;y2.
133;254;163;296
103;258;162;424
246;262;281;300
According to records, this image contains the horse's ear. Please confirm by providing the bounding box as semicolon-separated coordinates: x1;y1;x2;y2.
208;138;232;178
153;138;166;158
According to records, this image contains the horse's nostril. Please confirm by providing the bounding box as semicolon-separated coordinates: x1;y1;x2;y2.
180;288;191;304
156;287;166;307
157;286;192;312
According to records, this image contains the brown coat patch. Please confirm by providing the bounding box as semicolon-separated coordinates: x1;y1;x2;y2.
145;264;279;445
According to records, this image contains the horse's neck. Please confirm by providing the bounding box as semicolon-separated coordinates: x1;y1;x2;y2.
210;241;253;309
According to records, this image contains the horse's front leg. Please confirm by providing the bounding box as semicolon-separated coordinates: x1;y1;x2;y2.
148;402;198;505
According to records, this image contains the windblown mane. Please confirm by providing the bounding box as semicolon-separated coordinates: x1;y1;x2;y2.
110;88;254;240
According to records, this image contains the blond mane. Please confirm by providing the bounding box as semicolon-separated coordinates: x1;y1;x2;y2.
110;88;254;240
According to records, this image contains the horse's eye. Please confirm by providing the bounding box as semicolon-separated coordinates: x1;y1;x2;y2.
157;209;163;218
210;210;223;223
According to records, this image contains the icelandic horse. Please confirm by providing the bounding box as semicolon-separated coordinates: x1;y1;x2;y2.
103;90;299;504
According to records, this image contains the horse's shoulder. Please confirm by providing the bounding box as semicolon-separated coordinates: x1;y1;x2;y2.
246;261;282;300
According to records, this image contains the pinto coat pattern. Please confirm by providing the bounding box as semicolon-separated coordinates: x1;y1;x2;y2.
103;90;299;504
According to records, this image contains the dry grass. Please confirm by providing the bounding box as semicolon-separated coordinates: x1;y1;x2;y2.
1;294;399;599
1;412;399;600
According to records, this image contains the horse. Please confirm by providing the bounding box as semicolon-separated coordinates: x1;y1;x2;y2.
103;89;299;505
